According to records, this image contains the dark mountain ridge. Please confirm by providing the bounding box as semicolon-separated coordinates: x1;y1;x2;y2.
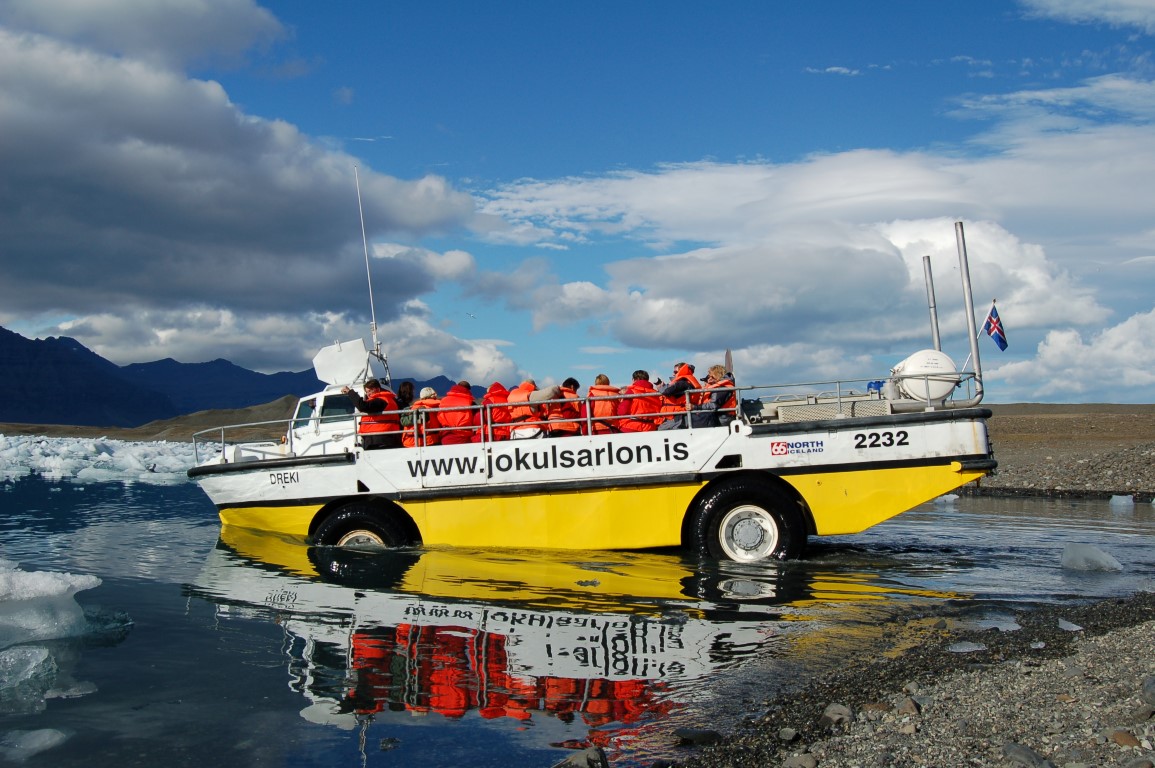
0;326;465;429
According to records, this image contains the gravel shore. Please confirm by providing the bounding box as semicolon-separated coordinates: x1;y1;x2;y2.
669;403;1155;768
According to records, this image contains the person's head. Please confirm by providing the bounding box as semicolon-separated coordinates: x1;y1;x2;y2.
419;386;437;399
594;373;610;386
707;364;726;383
398;381;414;398
456;380;471;390
562;377;579;390
632;369;650;382
364;379;382;393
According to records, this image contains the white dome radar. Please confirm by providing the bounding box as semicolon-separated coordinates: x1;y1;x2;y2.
890;349;961;401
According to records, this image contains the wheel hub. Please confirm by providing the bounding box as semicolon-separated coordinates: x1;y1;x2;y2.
718;504;781;561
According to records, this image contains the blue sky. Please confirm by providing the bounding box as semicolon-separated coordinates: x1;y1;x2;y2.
2;0;1154;402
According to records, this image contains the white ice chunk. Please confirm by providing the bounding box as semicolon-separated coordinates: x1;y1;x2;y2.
0;728;70;761
1109;494;1134;506
0;563;102;651
1058;619;1083;632
1060;543;1124;572
947;641;987;653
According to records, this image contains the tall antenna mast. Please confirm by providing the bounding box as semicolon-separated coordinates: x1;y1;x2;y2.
354;166;389;384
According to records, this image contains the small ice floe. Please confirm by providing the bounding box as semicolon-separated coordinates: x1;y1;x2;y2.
0;728;70;761
1109;494;1134;506
1060;543;1123;572
1058;619;1083;632
947;641;987;653
1029;641;1046;650
934;493;960;505
0;562;101;650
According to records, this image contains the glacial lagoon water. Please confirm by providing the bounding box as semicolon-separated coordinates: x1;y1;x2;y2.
2;444;1154;767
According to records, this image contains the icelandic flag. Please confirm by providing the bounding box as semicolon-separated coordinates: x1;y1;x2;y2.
983;303;1008;351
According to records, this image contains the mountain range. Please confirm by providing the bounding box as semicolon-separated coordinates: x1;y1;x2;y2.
0;326;456;428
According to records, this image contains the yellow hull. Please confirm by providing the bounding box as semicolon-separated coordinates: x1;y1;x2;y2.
218;460;984;548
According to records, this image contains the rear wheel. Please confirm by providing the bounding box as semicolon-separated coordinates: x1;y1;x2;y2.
313;503;409;550
692;478;806;562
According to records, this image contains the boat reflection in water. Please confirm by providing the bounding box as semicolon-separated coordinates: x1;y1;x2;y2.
188;526;958;761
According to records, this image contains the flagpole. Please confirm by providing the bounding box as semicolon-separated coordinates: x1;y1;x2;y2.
955;222;984;404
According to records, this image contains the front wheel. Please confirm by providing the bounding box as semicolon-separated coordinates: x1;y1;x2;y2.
692;478;806;562
313;503;409;550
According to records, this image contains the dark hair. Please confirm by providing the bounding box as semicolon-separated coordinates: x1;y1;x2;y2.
562;377;579;390
632;370;649;381
364;378;381;390
457;380;471;389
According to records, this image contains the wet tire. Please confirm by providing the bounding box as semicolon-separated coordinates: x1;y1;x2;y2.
313;503;409;550
692;477;806;562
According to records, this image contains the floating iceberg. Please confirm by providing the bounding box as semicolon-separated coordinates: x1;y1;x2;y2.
0;434;195;486
1060;543;1124;572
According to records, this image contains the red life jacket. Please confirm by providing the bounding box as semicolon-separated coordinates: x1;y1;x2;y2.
474;382;511;442
545;386;581;435
359;389;401;433
438;385;476;445
402;397;441;447
586;384;621;434
617;380;661;432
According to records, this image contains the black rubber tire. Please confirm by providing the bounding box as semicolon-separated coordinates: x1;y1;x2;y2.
307;546;420;589
691;477;806;562
313;503;409;550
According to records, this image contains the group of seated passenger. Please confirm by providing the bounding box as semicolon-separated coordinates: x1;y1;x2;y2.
344;363;737;448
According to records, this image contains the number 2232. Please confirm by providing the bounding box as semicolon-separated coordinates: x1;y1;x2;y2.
853;430;909;449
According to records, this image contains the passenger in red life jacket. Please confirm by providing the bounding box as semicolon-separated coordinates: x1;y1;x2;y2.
472;381;512;442
704;364;738;427
544;377;582;437
507;380;545;439
437;380;477;445
616;370;662;433
342;378;402;449
584;373;621;435
658;363;711;430
402;387;442;448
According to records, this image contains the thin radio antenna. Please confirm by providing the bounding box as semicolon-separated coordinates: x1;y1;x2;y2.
354;166;389;385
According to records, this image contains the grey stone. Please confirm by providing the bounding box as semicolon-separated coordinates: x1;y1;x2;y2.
777;727;799;742
1141;674;1155;706
1002;741;1057;767
818;702;853;728
548;746;609;768
782;754;818;768
673;727;722;746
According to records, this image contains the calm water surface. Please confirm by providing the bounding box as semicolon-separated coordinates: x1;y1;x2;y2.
2;476;1153;766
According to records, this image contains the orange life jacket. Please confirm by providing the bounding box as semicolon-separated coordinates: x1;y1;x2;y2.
359;389;401;433
545;386;581;435
706;376;737;413
506;381;539;423
617;380;661;432
659;366;707;417
402;397;441;447
586;383;621;434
